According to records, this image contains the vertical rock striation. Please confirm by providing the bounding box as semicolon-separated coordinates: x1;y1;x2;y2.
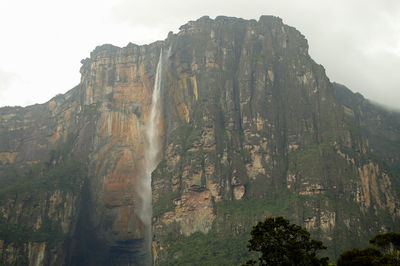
151;16;400;264
0;16;399;265
0;43;166;265
73;43;165;265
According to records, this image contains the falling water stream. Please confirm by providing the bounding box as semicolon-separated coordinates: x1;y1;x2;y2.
138;48;164;265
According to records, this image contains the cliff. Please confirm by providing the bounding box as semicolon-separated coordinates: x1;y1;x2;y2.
0;43;163;264
0;16;399;265
333;82;400;175
151;16;400;264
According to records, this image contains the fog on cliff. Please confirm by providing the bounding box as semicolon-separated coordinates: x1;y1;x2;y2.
0;0;399;109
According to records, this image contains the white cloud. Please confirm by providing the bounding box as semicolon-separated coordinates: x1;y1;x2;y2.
0;0;399;108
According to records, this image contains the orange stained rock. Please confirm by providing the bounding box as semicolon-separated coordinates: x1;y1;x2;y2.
268;70;274;82
104;183;135;207
191;75;198;101
0;152;18;164
50;125;63;144
178;103;190;123
112;205;142;239
358;162;395;212
207;62;219;68
109;149;137;184
182;73;189;90
48;100;56;112
161;189;215;236
0;113;16;120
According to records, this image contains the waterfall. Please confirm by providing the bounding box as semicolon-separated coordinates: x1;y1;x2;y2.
138;48;164;265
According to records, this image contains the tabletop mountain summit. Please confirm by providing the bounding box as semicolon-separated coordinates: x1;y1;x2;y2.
0;15;399;265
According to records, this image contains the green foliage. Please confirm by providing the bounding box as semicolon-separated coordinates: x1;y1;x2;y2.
337;247;383;266
167;124;197;152
0;143;87;247
0;215;64;246
157;193;301;265
244;216;329;266
153;190;179;217
337;232;400;266
288;140;336;175
215;190;297;220
370;232;400;252
161;231;254;266
50;133;78;161
161;190;367;264
157;194;302;265
0;158;85;203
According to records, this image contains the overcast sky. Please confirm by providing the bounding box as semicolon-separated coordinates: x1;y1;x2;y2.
0;0;399;109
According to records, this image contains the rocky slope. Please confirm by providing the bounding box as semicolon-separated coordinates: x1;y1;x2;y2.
0;16;399;265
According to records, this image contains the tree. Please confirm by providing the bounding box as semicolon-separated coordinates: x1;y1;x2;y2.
336;247;383;266
337;232;400;266
370;232;400;253
244;216;329;266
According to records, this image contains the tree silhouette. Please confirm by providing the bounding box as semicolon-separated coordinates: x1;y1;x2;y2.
244;216;328;266
370;232;400;253
337;232;400;266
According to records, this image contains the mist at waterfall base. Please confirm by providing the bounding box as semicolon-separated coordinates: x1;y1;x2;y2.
136;49;165;265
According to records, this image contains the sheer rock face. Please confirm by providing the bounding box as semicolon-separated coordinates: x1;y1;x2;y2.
152;16;400;263
0;16;400;265
76;43;163;264
79;44;157;239
0;42;163;264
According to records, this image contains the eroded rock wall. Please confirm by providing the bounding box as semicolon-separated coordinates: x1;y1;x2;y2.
0;42;166;264
0;87;90;265
0;15;399;265
151;16;400;264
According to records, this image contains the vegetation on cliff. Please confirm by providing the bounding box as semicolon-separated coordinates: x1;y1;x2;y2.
0;133;87;264
0;15;399;266
337;232;400;265
152;16;400;264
